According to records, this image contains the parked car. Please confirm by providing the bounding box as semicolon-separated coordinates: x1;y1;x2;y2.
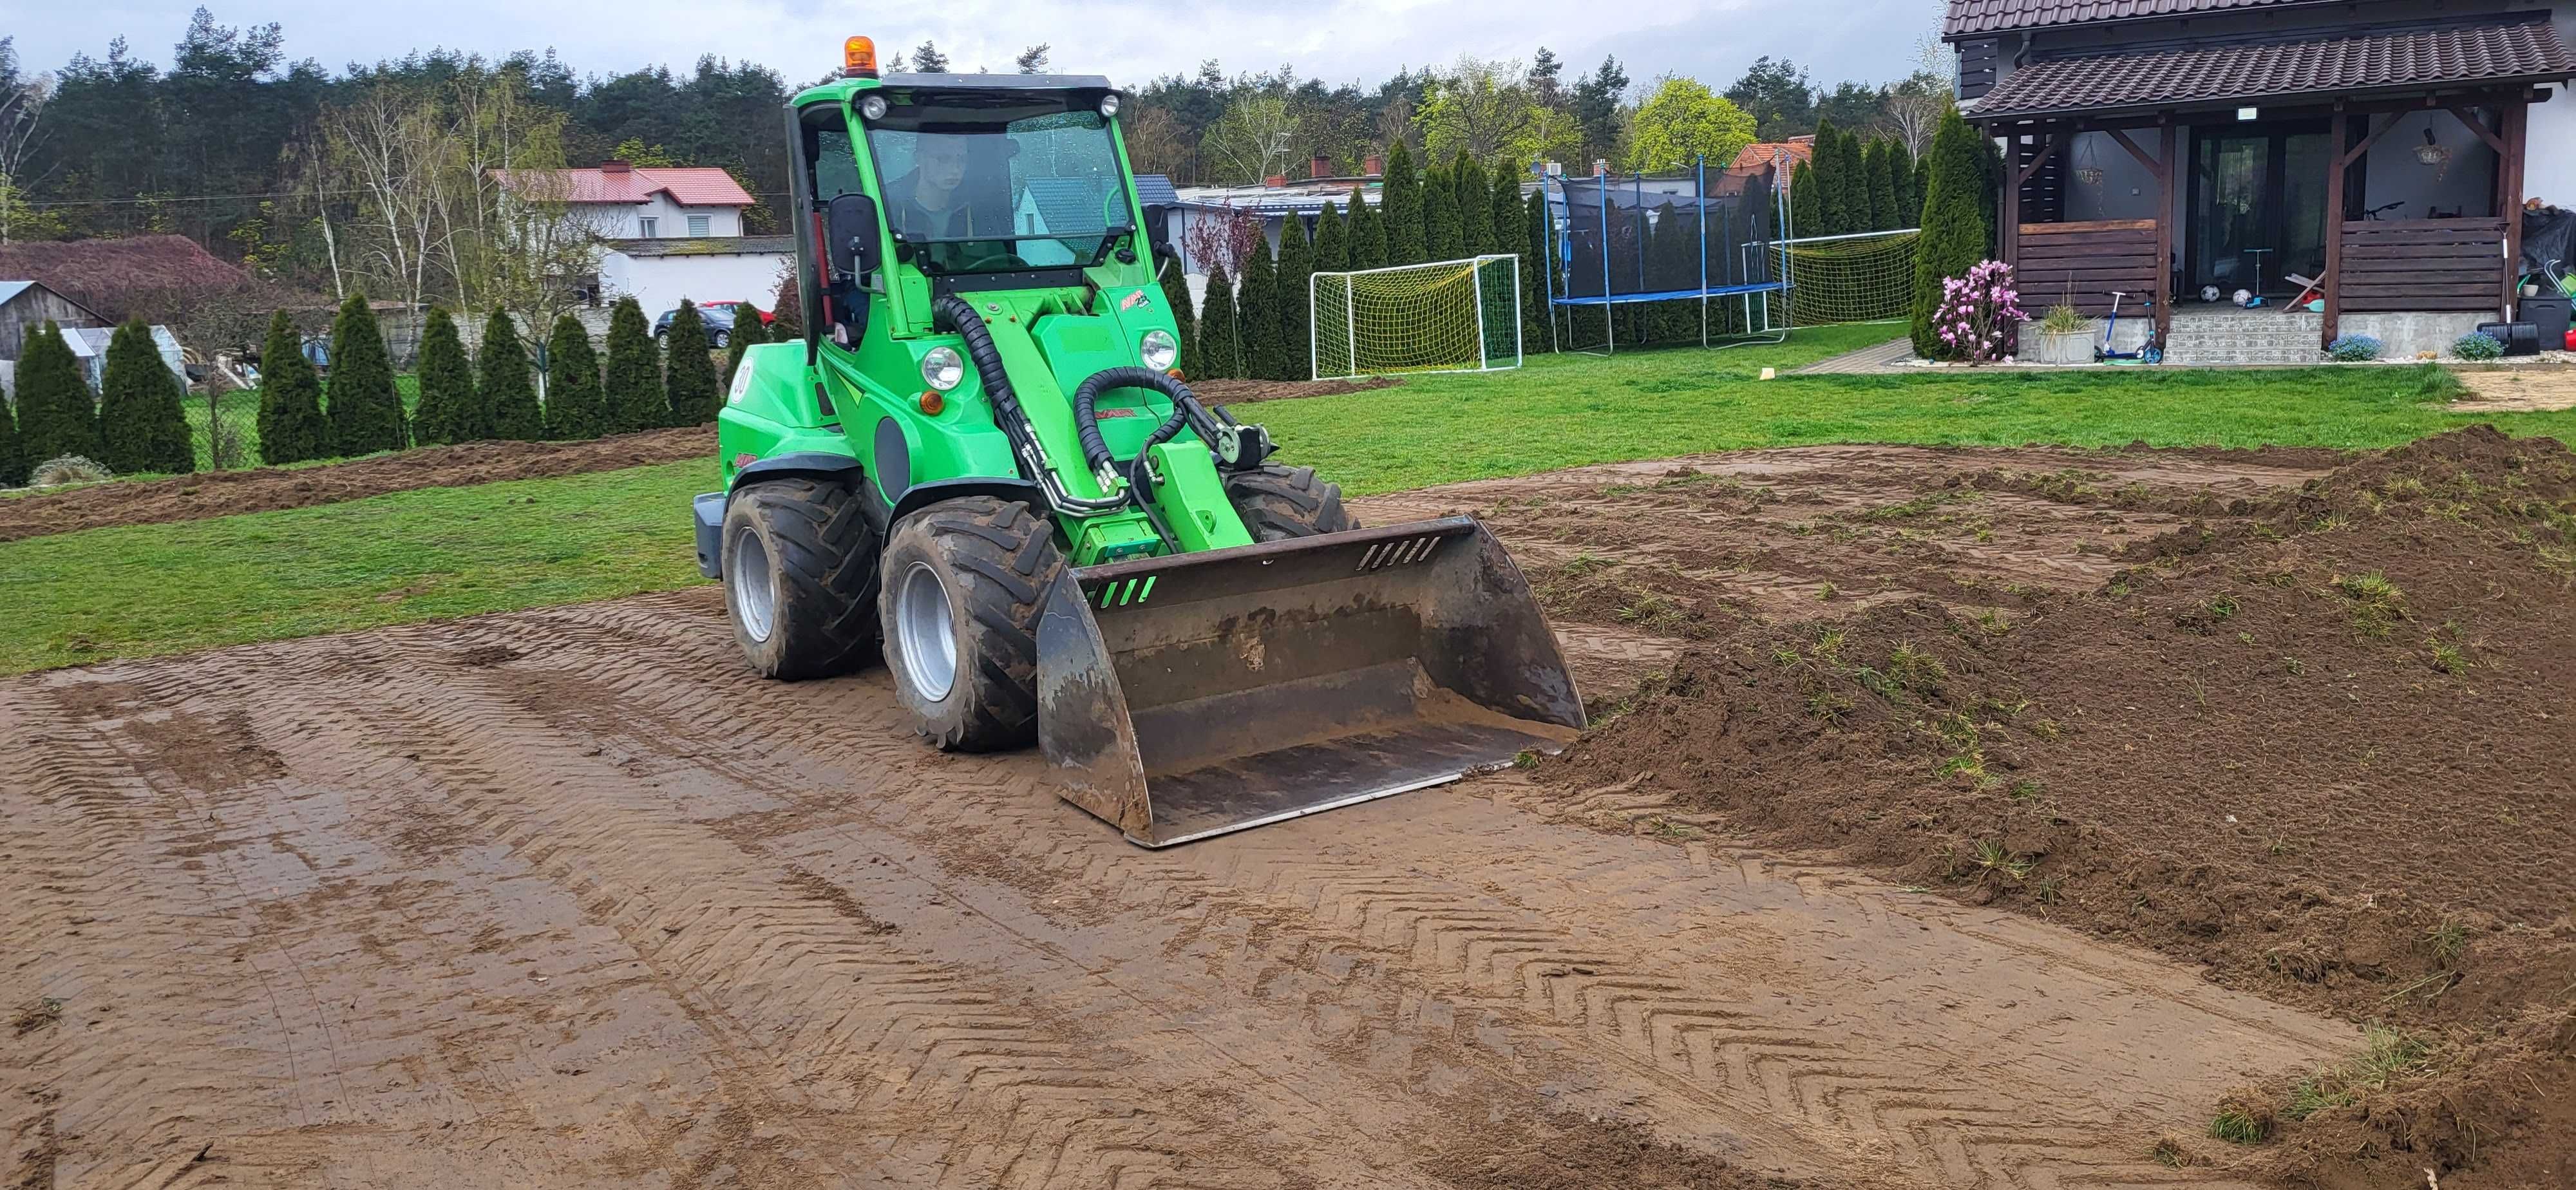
652;301;771;348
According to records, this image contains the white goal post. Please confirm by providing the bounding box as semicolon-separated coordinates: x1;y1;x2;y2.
1309;254;1522;380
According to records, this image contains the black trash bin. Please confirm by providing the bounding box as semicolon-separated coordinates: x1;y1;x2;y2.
2519;293;2571;346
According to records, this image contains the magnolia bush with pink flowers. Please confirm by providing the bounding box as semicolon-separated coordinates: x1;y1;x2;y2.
1929;260;2029;364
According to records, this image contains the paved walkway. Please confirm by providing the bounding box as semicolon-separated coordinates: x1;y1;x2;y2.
1794;335;1914;373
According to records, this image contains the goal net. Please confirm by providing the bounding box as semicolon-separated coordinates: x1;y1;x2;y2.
1311;254;1522;379
1772;230;1920;326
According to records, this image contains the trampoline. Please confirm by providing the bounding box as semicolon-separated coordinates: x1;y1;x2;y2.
1539;154;1793;354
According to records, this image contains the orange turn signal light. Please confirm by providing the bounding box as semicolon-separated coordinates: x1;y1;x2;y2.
1166;368;1186;381
843;37;879;79
918;390;944;415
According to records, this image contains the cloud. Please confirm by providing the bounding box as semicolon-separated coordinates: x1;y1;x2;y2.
6;0;1937;100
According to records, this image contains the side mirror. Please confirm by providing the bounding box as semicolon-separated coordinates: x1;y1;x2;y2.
1143;202;1175;265
824;193;883;279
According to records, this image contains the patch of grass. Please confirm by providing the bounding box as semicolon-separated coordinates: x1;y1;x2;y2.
2284;1026;2431;1121
2150;1134;2193;1167
2424;920;2471;967
1511;749;1540;770
0;460;714;675
2332;571;2407;638
1948;837;2031;885
2208;1107;2271;1144
2009;779;2043;802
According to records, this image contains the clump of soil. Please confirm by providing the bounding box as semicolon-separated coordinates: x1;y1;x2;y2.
0;425;712;543
1530;428;2576;1186
1432;1117;1801;1189
1189;375;1402;405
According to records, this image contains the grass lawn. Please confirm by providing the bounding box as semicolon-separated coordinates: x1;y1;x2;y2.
8;326;2575;674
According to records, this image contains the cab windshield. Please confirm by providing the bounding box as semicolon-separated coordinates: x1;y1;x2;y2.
863;99;1130;273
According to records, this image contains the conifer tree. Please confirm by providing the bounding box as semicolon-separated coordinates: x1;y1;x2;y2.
1380;142;1426;265
1875;141;1909;231
1810;120;1849;234
13;323;99;468
724;316;758;389
662;299;722;426
1790;160;1822;238
1311;200;1348;274
1275;214;1314;380
255;311;327;464
1456;155;1492;256
478;310;544;440
1490;168;1521;265
1235;238;1283;381
410;307;478;446
603;298;665;433
97;320;193;474
1912;109;1996;357
1195;263;1240;379
544;316;607;440
1423;164;1463;261
1913;156;1932;225
769;275;804;342
1350;193;1387;271
1155;254;1197;367
326;292;406;454
0;377;23;487
1886;140;1919;224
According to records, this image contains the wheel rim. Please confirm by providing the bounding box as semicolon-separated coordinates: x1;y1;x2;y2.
895;562;957;701
726;525;776;643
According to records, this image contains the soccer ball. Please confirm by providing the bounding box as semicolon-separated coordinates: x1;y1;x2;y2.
2200;285;2221;303
2232;288;2254;307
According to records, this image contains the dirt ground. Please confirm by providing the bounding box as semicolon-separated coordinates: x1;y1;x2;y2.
1188;375;1403;404
4;436;2566;1189
0;427;712;543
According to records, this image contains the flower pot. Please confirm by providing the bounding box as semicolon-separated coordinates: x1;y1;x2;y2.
2032;328;2094;364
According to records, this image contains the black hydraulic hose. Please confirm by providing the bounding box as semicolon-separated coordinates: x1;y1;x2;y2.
931;295;1042;464
1069;366;1222;477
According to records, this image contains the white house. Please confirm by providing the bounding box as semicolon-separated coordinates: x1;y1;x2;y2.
494;160;792;321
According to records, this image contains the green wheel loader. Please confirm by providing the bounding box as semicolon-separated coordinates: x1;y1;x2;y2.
694;43;1584;845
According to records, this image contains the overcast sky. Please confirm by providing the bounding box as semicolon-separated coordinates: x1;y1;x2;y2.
7;0;1945;100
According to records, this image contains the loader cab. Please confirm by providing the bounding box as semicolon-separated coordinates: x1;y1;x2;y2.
786;73;1144;361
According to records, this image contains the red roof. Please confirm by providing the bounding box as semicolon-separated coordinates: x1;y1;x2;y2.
1732;140;1815;173
492;165;756;207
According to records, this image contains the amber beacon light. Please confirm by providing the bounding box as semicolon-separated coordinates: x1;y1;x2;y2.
842;37;879;79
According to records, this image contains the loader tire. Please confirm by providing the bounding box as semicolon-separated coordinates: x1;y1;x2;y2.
879;495;1064;751
1224;464;1358;542
721;477;882;680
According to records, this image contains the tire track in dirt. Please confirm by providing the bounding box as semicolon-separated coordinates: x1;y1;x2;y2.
480;592;2352;1189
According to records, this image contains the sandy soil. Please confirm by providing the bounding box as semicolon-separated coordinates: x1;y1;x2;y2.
0;427;714;543
8;438;2566;1189
4;574;2346;1189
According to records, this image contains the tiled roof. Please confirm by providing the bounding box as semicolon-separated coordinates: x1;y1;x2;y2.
1133;174;1180;210
494;165;757;207
1971;17;2575;118
1947;0;2327;38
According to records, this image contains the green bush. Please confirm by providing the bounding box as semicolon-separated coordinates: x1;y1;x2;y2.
1790;160;1821;238
13;321;101;467
603;298;664;433
97;320;194;475
2450;331;2505;361
478;310;544;440
326;292;406;455
1276;214;1314;381
1911;109;1995;357
663;299;721;426
544;315;607;440
410;307;479;445
256;310;328;464
0;370;24;487
1195;263;1240;380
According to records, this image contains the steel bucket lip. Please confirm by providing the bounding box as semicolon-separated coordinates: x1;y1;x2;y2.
1065;516;1483;584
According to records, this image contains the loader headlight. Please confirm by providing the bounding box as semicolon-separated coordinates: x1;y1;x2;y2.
921;346;965;391
1139;329;1177;370
859;94;889;121
1098;94;1121;118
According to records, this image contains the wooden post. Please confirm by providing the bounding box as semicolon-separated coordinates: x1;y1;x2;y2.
2155;124;2175;347
2002;133;2023;270
2501;97;2528;320
2323;109;2346;347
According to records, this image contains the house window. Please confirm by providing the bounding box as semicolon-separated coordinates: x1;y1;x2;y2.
687;214;710;237
638;216;659;237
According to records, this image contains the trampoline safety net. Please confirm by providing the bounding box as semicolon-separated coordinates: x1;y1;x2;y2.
1555;165;1781;303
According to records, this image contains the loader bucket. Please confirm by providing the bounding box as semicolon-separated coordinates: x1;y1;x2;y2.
1037;517;1585;847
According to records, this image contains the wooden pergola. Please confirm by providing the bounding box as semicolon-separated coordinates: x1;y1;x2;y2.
1980;84;2543;348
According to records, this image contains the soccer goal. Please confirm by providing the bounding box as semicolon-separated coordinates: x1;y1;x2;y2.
1310;254;1522;380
